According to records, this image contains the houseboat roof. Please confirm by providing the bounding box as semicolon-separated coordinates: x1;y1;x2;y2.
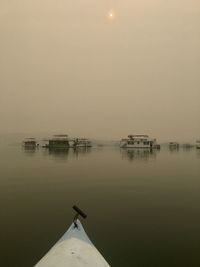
128;135;149;138
50;135;69;140
75;138;90;141
53;135;68;137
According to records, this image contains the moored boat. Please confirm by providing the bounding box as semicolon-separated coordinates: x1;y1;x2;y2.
34;206;110;267
120;135;159;149
169;142;179;149
22;138;38;148
73;138;92;148
196;140;200;149
47;135;70;148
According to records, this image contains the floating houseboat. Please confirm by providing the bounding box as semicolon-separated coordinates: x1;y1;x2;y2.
73;138;92;148
169;142;179;149
22;138;38;148
120;135;159;149
43;135;92;149
196;140;200;149
47;135;71;149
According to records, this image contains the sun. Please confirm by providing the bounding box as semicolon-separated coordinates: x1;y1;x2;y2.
107;11;115;20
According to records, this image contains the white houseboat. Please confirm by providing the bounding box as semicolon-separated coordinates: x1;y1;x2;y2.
120;135;159;149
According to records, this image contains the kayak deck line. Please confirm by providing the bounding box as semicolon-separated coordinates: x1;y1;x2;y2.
34;206;110;267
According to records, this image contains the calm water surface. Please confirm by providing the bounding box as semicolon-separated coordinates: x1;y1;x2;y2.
1;136;200;267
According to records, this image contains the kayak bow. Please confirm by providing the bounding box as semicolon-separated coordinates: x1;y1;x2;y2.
35;206;110;267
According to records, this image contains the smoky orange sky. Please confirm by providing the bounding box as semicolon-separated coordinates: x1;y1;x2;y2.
0;0;200;141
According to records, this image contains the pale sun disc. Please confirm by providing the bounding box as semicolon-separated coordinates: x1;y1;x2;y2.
107;11;115;20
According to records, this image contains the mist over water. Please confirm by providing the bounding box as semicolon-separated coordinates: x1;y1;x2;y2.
1;135;200;267
1;0;200;141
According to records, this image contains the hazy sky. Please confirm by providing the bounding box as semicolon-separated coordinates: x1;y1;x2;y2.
0;0;200;141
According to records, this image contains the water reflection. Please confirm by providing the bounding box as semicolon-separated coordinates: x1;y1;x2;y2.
42;147;91;161
182;144;194;151
72;147;91;158
169;146;180;153
22;146;37;156
120;148;157;162
196;149;200;158
48;148;70;160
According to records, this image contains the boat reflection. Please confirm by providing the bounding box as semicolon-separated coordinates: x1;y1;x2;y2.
72;147;92;158
196;149;200;158
42;147;91;160
169;146;180;153
48;148;70;160
22;146;37;156
182;144;194;151
120;148;157;162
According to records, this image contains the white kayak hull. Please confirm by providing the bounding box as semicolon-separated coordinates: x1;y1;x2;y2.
35;220;110;267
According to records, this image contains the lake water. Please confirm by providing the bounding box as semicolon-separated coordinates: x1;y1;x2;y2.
1;136;200;267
